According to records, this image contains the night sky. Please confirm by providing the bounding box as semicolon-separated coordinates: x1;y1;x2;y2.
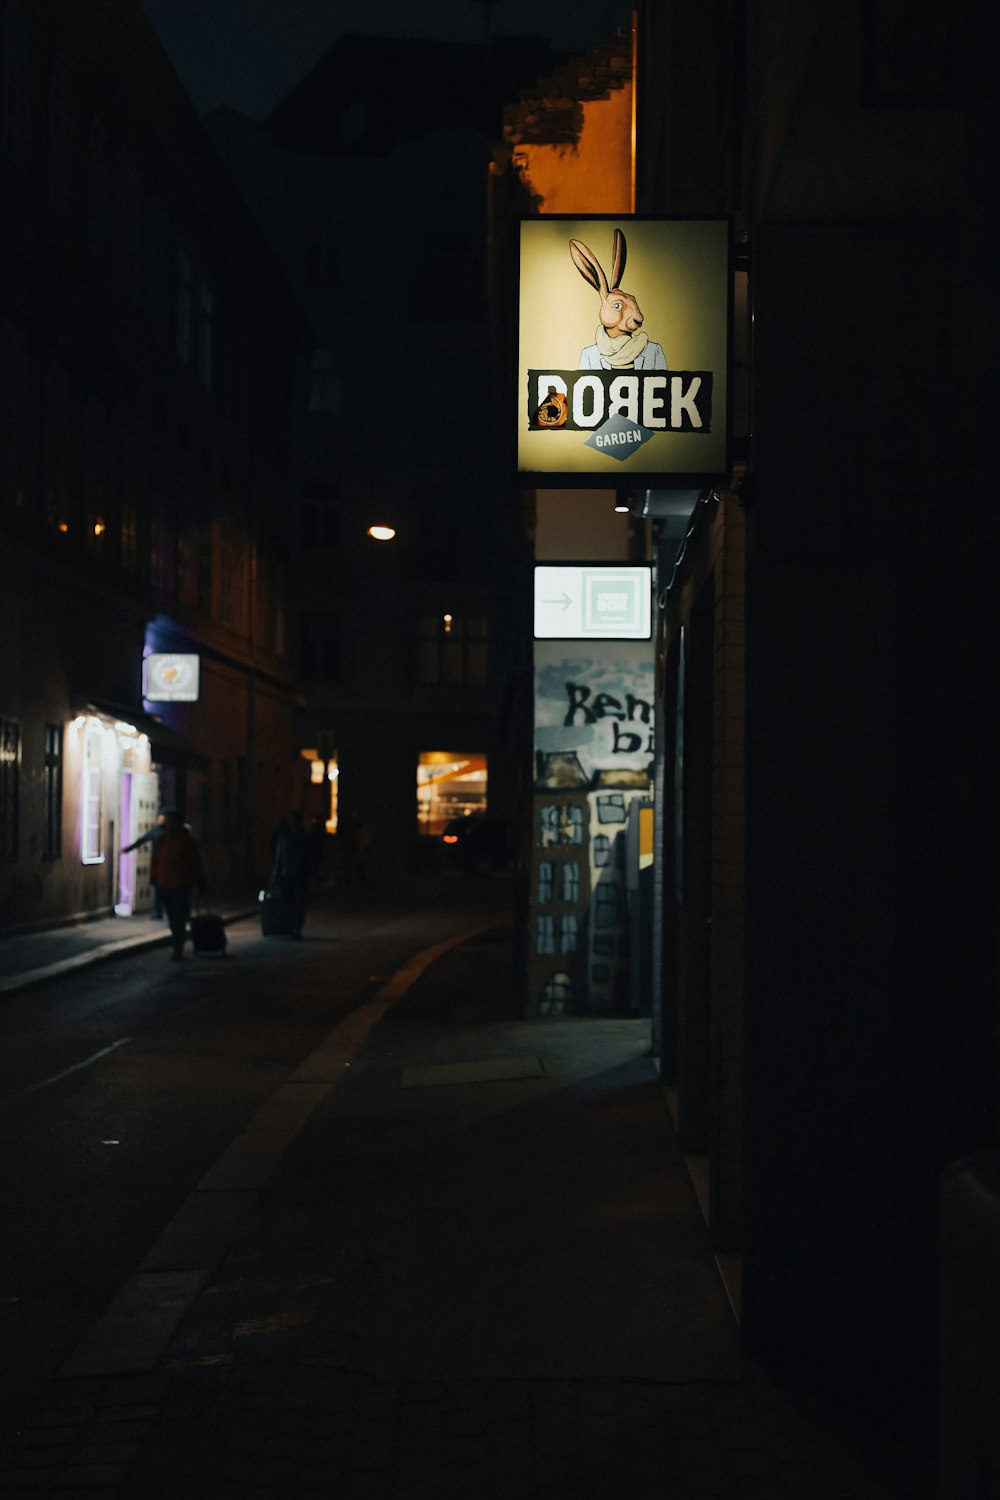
139;0;634;119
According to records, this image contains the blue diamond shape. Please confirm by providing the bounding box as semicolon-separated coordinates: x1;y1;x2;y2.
584;414;655;461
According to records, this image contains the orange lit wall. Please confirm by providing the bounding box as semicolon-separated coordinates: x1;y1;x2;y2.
512;86;633;214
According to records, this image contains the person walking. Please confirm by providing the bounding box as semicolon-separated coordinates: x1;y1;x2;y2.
122;810;168;917
270;810;310;938
151;810;206;960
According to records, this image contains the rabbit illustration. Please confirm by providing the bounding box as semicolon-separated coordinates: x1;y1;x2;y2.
569;228;667;370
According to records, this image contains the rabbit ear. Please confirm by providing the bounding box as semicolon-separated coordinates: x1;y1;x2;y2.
610;228;627;290
569;239;609;299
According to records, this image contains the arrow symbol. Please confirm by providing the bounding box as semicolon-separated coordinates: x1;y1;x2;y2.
542;593;573;611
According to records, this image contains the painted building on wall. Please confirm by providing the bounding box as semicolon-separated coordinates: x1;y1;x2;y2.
530;643;654;1014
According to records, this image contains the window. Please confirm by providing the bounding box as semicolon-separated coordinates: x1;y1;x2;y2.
47;66;75;217
302;484;340;549
536;860;554;904
219;759;233;842
86;118;112;257
175;246;192;365
559;913;579;955
197;523;213;614
563;805;584;845
1;717;20;859
535;914;555;956
308;348;339;414
596;793;627;824
301;611;340;684
121;496;138;575
43;724;62;859
197;279;214;392
416;751;486;833
81;722;104;864
148;197;172;337
594;833;622;868
151;514;178;605
539;972;573;1014
178;528;198;610
539;804;584;848
539;805;560;849
219;522;248;629
561;860;580;903
594;885;619;930
418;613;488;687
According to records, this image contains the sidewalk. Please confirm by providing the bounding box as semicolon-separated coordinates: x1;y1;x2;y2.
0;902;899;1498
0;885;260;998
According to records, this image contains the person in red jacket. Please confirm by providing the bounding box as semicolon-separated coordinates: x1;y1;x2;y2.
150;810;206;960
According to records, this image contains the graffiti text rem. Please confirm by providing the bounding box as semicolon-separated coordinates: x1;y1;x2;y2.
563;682;654;754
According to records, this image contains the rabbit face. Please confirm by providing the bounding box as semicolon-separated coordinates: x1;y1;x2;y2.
601;288;644;337
570;228;645;337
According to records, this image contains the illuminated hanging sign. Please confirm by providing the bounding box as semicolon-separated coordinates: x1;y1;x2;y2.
517;217;731;485
143;653;200;702
534;564;652;640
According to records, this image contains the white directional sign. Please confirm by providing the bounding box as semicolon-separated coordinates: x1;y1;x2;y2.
534;565;652;640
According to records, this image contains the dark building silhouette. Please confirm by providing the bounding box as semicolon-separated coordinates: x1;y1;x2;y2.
205;33;565;876
0;0;307;929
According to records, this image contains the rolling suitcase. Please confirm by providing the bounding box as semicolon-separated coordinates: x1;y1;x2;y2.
259;883;294;936
190;910;227;954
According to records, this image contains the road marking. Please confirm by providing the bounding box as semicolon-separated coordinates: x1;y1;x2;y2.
0;1037;132;1111
52;920;500;1378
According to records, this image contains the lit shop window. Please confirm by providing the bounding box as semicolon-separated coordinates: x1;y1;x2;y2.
81;721;104;864
416;751;486;836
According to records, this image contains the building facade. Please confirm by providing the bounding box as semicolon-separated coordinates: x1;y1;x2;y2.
495;0;1000;1474
0;0;305;932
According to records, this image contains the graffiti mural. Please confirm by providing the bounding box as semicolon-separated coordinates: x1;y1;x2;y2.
530;644;654;1014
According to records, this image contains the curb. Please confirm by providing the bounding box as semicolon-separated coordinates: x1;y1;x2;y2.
0;908;261;999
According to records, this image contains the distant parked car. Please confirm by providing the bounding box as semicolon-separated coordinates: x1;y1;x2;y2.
440;816;512;873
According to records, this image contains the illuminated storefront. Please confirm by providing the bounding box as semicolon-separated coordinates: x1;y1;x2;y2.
417;752;488;836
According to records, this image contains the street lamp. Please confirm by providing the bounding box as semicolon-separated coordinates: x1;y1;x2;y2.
367;524;396;541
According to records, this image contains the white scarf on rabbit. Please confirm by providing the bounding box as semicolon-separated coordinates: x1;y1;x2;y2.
596;326;650;368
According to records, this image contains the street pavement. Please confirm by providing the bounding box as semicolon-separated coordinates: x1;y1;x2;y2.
0;879;902;1498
